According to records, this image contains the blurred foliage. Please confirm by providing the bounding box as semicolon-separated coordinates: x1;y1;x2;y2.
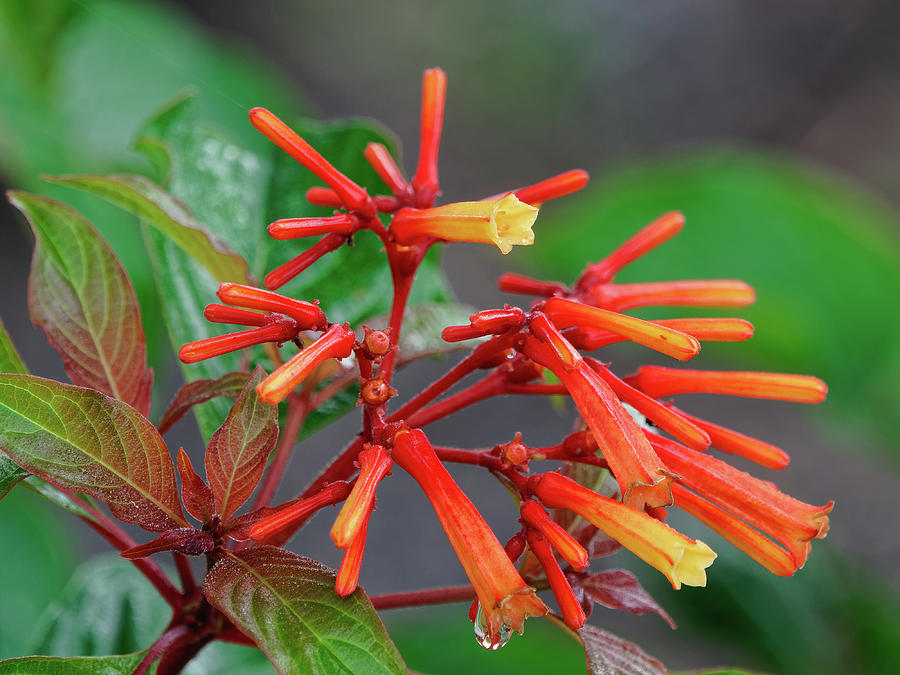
530;148;900;444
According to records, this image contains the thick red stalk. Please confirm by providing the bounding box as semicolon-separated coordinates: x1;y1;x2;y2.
370;585;476;610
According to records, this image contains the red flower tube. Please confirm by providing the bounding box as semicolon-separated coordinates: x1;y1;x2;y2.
203;304;269;327
178;322;298;364
521;330;675;510
217;283;325;329
412;68;447;207
268;214;360;240
392;429;547;635
330;445;392;548
256;323;356;404
335;520;368;597
626;366;828;403
364;142;412;199
585;279;756;313
564;317;754;351
264;233;347;291
248;481;352;543
525;529;586;630
519;500;588;570
497;272;568;297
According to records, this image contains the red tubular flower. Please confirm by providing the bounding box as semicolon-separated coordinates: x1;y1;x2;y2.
257;323;356;404
626;366;828;403
412;68;447;207
330;445;392;548
667;405;790;470
497;272;568;297
648;432;831;567
521;325;675;510
543;296;701;361
576;211;685;289
268;214;360;240
532;472;716;589
392;428;547;635
519;500;588;570
483;170;590;205
584;359;711;451
178;321;299;364
672;484;796;576
525;529;586;630
584;280;756;313
335;520;368;597
305;187;399;213
250;107;375;218
217;283;326;329
364;142;412;200
264;233;347;291
249;481;352;543
203;304;268;326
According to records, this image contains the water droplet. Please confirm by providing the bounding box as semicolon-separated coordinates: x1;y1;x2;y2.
473;603;511;650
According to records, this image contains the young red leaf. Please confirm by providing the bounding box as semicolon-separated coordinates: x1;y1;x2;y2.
9;192;154;416
0;374;187;531
176;448;215;522
203;546;406;674
205;367;279;521
158;371;250;434
577;624;667;675
120;527;215;559
574;569;675;628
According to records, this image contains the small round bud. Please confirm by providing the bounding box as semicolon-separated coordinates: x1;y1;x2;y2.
360;377;397;406
363;328;392;356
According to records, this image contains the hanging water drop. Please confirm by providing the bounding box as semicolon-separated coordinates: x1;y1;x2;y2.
472;603;511;650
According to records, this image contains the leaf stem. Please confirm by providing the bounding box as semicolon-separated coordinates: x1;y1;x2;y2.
172;552;196;595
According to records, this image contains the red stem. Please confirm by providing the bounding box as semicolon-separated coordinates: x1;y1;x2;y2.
406;372;505;428
133;624;192;675
172;552;196;595
370;584;476;610
378;260;417;384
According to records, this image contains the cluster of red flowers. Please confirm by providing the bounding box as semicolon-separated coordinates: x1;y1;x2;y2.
179;68;831;647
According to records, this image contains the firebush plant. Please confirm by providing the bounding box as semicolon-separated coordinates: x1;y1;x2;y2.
0;69;832;674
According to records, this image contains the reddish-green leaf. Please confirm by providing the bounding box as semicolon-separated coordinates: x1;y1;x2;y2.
0;652;149;674
44;173;251;285
158;371;250;434
176;447;215;522
205;367;278;521
204;546;406;675
120;527;215;559
0;374;187;531
575;569;675;628
578;624;666;675
0;318;30;499
9;191;153;415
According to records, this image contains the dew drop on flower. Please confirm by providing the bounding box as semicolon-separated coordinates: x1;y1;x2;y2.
473;603;512;650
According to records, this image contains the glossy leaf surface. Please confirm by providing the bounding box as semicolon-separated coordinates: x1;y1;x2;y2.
0;374;185;531
204;546;406;675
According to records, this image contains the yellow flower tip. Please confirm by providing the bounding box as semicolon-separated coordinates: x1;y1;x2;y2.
490;193;537;254
667;538;717;590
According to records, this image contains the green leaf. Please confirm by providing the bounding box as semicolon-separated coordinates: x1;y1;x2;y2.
530;148;900;441
21;476;95;522
0;316;26;375
206;367;278;520
158;370;250;435
0;374;186;531
204;546;406;675
132;98;453;440
0;456;27;501
9;191;154;415
44;174;251;285
0;652;149;674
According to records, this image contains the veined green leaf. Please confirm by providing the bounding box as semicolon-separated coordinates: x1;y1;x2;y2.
0;652;150;674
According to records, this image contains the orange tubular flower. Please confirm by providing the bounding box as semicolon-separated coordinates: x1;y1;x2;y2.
525;529;586;630
649;432;832;567
532;472;716;589
564;317;754;351
412;68;447;207
335;520;369;597
542;296;701;361
391;194;538;254
256;323;356;404
330;445;392;548
364;142;412;200
519;500;588;570
249;481;352;544
178;321;298;364
249;107;375;218
268;214;360;240
217;283;326;329
585;279;757;313
265;233;347;291
392;429;547;636
626;366;828;403
522;323;675;510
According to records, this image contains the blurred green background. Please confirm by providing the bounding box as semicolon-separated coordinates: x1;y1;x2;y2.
1;0;898;673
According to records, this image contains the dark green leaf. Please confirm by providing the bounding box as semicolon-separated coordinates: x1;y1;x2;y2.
44;174;251;285
158;370;250;435
0;652;149;674
531;148;900;441
0;374;186;531
0;456;27;501
0;316;26;375
206;367;278;520
204;546;406;675
9;191;154;415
